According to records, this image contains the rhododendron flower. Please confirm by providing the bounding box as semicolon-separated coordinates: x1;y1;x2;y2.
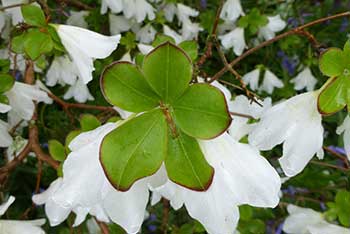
219;27;246;56
66;11;89;28
46;56;78;86
260;69;284;94
242;68;260;91
63;79;94;103
122;0;155;23
258;15;286;41
249;91;324;176
0;120;12;147
101;0;123;14
5;82;52;121
33;122;166;233
283;205;350;234
55;25;121;84
220;0;244;22
0;196;46;234
336;115;350;161
290;67;318;91
152;133;281;234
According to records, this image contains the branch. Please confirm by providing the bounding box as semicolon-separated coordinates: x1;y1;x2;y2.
209;11;350;82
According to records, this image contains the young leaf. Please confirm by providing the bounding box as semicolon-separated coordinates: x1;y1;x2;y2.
172;84;232;139
65;130;82;153
24;29;53;60
319;48;346;77
101;62;160;113
179;41;198;61
166;130;214;191
80;114;101;132
0;74;14;93
100;109;167;191
11;33;27;54
318;75;350;114
48;140;66;162
21;5;46;27
143;42;192;103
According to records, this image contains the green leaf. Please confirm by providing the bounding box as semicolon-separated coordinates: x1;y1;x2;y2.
335;190;350;226
143;42;192;103
179;41;198;61
152;34;175;47
100;110;167;191
47;25;65;52
21;5;46;27
101;62;160;113
80;114;101;132
48;140;66;162
11;33;26;54
318;75;350;114
0;74;14;93
166;130;214;191
24;29;53;60
0;59;10;73
319;48;347;77
0;94;9;105
173;84;231;139
65;130;82;153
120;32;136;50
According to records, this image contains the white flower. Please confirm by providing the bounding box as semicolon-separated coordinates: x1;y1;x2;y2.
137;43;154;55
101;0;123;14
218;27;246;56
152;133;281;234
249;91;324;177
283;205;350;234
136;24;156;44
163;3;177;22
220;0;244;22
109;14;133;35
0;196;46;234
180;21;202;41
0;102;11;113
66;11;89;28
63;79;94;103
46;55;78;86
122;0;155;23
242;68;260;91
260;69;284;94
5;82;52;121
0;120;12;147
1;0;24;25
176;3;199;25
163;25;184;44
228;95;272;141
33;122;166;233
6;136;27;161
55;24;121;84
0;11;10;39
258;15;286;41
336;115;350;161
290;67;318;92
0;11;5;32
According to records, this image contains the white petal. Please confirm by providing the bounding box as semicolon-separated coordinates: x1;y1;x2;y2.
308;223;350;234
0;219;45;234
0;196;15;216
64;79;94;103
137;44;154;55
180;21;202;41
56;25;121;83
260;69;284;94
218;27;246;56
0;120;12;148
101;0;123;14
136;24;156;44
163;25;183;44
122;0;155;23
290;67;318;92
0;102;11;113
211;80;232;102
176;3;199;24
220;0;244;22
242;69;260;91
258;15;286;41
109;14;133;35
163;3;176;22
67;11;89;28
337;115;350;160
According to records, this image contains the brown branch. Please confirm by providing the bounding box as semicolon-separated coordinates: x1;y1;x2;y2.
310;160;349;172
323;146;350;168
210;11;350;82
197;0;224;66
95;219;110;234
230;111;256;120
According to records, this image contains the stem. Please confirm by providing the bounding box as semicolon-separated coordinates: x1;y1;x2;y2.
161;199;170;234
210;11;350;82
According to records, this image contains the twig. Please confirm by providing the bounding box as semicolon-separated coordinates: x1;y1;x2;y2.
95;219;110;234
323;146;350;168
230;111;256;119
310;160;349;172
210;11;350;82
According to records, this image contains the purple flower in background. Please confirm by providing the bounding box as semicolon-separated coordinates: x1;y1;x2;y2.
148;225;157;232
327;146;346;155
287;17;299;27
339;18;349;32
320;202;327;211
275;222;284;234
200;0;207;9
277;50;298;76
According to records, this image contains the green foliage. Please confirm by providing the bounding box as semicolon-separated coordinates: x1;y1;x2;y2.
238;8;268;34
120;32;137;50
100;43;230;191
21;5;47;27
325;190;350;227
0;74;14;93
24;29;53;60
80;114;101;131
48;140;66;162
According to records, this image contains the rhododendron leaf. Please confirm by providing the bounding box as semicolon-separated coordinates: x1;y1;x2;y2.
100;110;167;191
179;41;198;61
166;130;214;191
143;42;192;103
11;34;26;54
0;94;9;105
319;48;347;77
101;62;160;113
24;29;53;60
0;74;14;93
21;5;46;27
80;114;101;132
173;84;232;139
48;140;66;162
152;34;175;47
318;75;350;115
